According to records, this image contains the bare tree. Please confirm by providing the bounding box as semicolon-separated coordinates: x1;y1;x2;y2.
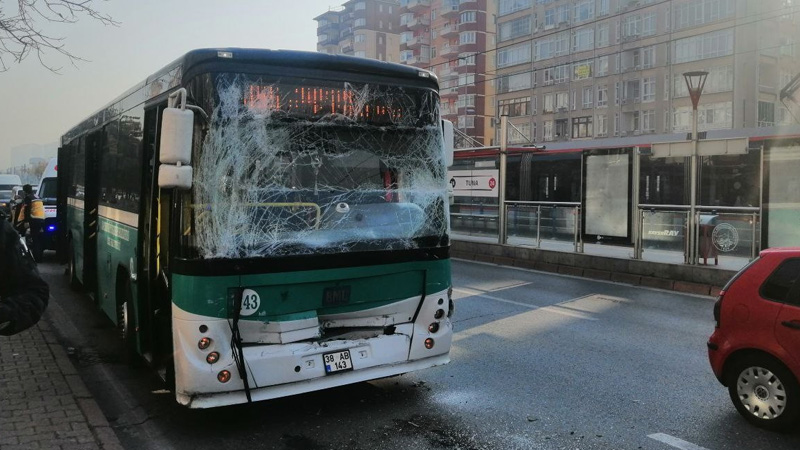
0;0;118;73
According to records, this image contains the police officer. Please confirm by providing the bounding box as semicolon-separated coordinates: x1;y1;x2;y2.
0;215;49;336
15;184;45;262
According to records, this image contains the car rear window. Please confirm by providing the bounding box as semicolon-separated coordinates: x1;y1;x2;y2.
760;258;800;303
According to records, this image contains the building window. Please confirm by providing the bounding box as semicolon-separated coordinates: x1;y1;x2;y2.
459;53;477;66
598;0;609;16
355;2;366;10
556;92;569;110
554;64;569;84
673;29;734;64
573;60;593;80
642;12;657;36
458;73;475;85
582;86;593;108
318;34;328;43
758;101;775;127
458;116;476;129
572;27;594;52
673;0;735;30
460;31;477;45
642;46;655;68
456;94;476;108
355;50;366;58
574;0;594;23
496;71;532;93
460;11;477;23
508;122;531;144
499;0;532;16
497;42;531;68
555;119;569;139
642;77;656;103
597;85;608;107
355;33;366;43
596;55;609;77
354;18;366;27
596;23;609;48
498;15;532;42
641;110;656;132
673;65;734;98
400;50;414;62
499;97;531;116
673;102;733;132
572;116;593;138
543;120;554;141
596;114;608;136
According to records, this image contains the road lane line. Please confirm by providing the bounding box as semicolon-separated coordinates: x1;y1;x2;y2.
648;433;710;450
453;287;598;321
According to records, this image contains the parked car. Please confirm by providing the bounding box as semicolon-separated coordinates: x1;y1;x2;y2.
708;248;800;431
0;174;22;218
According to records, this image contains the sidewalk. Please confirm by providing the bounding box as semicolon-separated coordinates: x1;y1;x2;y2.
0;310;123;450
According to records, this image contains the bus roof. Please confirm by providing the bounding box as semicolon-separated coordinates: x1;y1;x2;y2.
62;48;439;144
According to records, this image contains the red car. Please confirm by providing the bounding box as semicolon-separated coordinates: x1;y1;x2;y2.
708;248;800;431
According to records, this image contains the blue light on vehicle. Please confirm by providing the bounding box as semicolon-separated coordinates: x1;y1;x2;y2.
47;225;56;231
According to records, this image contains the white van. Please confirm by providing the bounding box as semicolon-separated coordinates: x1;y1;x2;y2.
0;173;22;217
36;158;58;250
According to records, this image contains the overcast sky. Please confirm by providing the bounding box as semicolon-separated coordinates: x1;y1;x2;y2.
0;0;338;169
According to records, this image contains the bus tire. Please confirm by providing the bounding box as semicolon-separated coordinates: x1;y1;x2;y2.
117;278;139;366
67;239;81;290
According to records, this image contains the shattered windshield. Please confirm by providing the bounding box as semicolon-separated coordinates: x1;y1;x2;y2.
181;73;448;259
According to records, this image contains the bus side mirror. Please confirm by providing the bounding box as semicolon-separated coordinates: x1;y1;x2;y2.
159;88;194;190
441;119;454;167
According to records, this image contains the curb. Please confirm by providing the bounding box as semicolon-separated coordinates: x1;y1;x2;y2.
38;318;125;450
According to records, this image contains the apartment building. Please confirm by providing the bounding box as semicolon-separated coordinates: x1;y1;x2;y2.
493;0;800;145
315;0;401;62
397;0;496;146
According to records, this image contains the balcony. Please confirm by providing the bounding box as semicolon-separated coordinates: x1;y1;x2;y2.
458;0;478;7
441;1;459;18
441;23;459;38
407;15;431;29
440;86;460;96
406;35;431;48
407;54;431;66
440;44;459;57
341;42;354;54
407;0;431;12
439;66;458;79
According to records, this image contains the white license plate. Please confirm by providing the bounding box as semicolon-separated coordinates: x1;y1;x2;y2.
323;350;353;373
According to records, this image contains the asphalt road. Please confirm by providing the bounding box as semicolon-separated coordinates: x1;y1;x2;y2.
40;256;800;450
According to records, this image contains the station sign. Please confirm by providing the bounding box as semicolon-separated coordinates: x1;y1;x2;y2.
448;169;499;198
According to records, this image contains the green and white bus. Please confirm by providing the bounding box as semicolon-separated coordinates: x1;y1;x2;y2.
58;48;455;408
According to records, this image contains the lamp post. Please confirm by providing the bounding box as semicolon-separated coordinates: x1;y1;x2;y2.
683;71;708;265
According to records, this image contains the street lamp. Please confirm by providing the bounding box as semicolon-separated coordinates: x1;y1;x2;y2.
683;71;708;265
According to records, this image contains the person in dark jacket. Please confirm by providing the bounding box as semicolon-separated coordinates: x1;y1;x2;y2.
0;215;49;336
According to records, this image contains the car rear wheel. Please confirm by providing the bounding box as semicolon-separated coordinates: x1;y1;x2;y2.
727;354;800;431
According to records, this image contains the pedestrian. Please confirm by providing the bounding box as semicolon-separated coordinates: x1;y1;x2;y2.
15;184;45;262
0;214;49;336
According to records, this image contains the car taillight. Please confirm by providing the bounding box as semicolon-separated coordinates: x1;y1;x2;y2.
713;290;725;328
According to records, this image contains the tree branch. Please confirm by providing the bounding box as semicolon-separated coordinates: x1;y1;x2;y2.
0;0;118;73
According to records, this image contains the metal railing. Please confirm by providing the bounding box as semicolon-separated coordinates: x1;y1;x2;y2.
503;201;583;253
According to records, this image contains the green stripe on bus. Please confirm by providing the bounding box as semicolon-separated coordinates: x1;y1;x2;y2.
172;258;450;320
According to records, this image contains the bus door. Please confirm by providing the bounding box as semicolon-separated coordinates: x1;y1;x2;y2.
83;130;102;295
139;104;173;367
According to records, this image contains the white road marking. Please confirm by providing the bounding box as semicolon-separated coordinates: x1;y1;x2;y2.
453;287;599;321
648;433;710;450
